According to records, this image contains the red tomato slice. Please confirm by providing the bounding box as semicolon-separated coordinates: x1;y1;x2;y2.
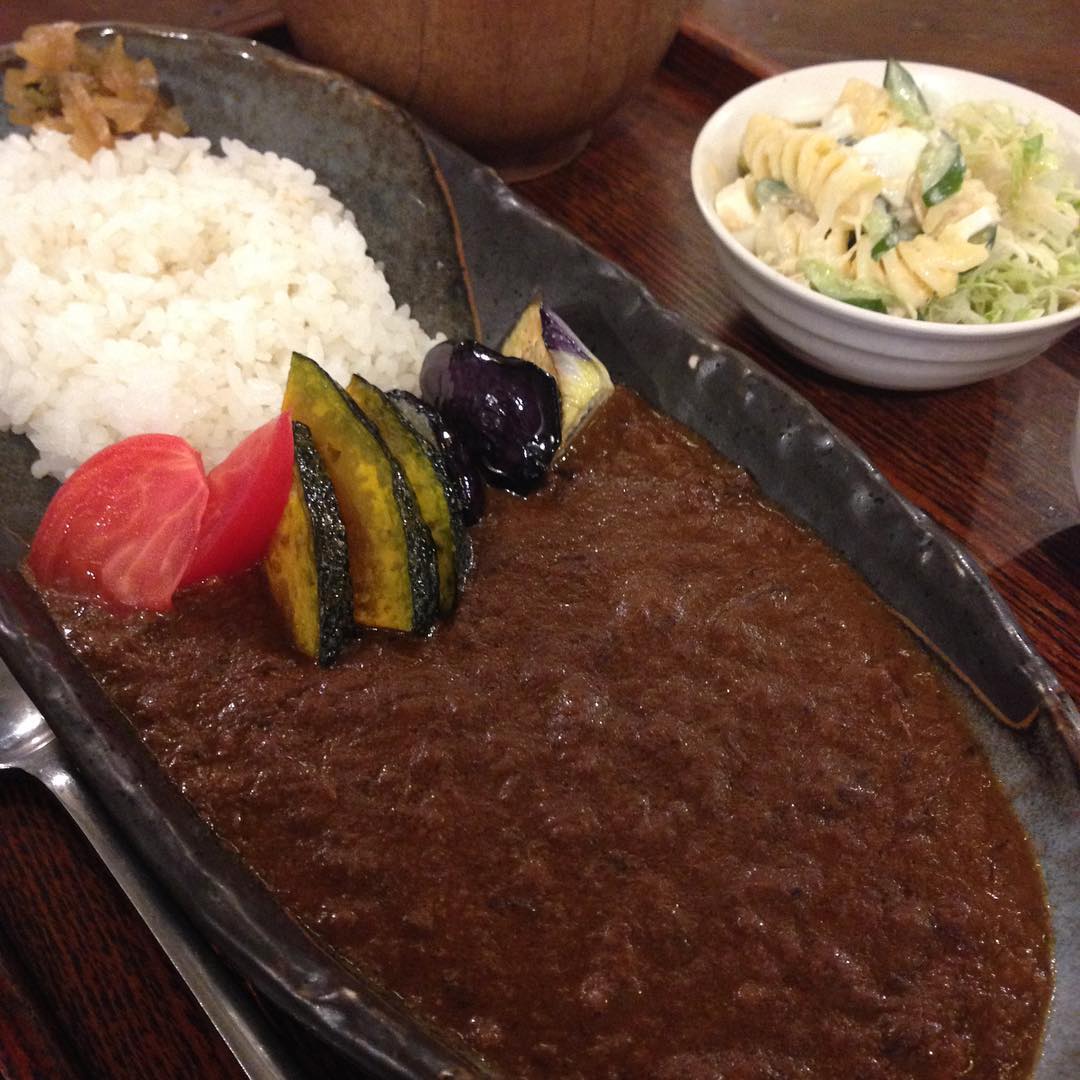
28;435;209;611
180;412;294;587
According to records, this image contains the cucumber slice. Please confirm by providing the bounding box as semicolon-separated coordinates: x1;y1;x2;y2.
918;133;966;207
883;59;932;130
753;179;812;215
802;260;891;313
754;179;793;206
1022;133;1044;169
863;199;899;259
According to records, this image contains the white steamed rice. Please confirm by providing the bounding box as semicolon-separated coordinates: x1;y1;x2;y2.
0;129;440;479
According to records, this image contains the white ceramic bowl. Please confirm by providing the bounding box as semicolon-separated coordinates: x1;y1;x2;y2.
1072;391;1080;504
690;61;1080;390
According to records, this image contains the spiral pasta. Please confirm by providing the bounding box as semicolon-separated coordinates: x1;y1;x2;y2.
754;207;850;276
849;227;992;315
741;115;882;234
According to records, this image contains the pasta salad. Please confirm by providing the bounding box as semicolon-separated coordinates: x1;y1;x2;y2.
714;61;1080;323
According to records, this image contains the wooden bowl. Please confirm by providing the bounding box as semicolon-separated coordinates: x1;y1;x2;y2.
283;0;686;178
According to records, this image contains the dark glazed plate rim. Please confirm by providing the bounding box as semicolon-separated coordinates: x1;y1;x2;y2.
0;23;1077;1080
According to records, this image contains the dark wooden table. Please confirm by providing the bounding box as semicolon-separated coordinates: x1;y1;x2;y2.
1;4;1077;1078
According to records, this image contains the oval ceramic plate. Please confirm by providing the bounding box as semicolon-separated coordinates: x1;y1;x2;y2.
0;26;1077;1079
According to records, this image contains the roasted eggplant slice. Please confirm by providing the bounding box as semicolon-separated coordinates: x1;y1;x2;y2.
264;421;351;665
283;353;438;634
346;373;469;616
387;389;485;526
499;297;559;380
420;340;560;496
500;299;613;450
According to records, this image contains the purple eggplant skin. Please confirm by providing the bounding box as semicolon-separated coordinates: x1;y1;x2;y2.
386;388;486;525
437;428;486;525
420;340;561;497
539;306;592;360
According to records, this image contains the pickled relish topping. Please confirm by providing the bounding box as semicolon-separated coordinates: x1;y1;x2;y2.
3;22;189;159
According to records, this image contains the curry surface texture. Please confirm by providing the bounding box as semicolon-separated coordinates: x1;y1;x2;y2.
46;390;1052;1078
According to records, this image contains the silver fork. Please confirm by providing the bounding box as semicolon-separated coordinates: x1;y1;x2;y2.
0;658;296;1080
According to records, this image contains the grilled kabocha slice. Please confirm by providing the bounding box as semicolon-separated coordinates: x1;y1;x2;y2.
388;389;485;526
346;372;469;615
264;421;352;665
283;353;438;634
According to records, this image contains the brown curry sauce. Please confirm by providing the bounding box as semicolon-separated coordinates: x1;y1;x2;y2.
45;389;1052;1078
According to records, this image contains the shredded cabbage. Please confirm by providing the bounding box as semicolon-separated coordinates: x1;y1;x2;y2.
924;102;1080;322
